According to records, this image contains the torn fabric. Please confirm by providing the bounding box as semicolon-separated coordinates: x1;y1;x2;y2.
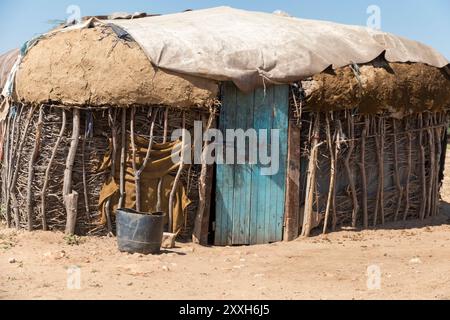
98;137;191;235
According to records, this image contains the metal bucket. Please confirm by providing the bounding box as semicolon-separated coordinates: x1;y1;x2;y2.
116;208;165;254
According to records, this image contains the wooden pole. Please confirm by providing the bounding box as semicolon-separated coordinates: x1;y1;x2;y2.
10;106;36;229
193;112;216;244
379;117;385;225
392;118;403;221
134;109;157;212
169;112;186;233
403;121;412;221
418;114;426;220
26;106;44;231
359;116;369;229
64;109;80;235
301;113;320;237
156;108;169;212
41;109;66;231
426;113;435;218
331;120;340;231
5;105;22;228
2;111;12;227
130;107;139;210
118;108;127;209
81;114;91;220
345;112;359;228
373;117;380;227
434;116;442;217
104;108;117;232
323;113;336;234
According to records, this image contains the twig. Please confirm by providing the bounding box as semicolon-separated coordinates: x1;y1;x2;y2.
41;109;66;231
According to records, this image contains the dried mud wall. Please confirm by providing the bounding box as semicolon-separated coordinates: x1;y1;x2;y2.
13;26;219;108
302;60;450;114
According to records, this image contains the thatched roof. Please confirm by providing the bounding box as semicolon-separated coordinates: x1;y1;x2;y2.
0;49;19;95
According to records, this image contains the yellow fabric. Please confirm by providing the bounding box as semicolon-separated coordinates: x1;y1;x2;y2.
98;135;191;235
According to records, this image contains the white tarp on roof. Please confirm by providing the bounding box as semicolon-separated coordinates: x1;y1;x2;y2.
110;6;449;91
0;49;20;94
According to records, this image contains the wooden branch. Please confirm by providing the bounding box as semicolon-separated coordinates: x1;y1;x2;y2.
4;104;23;228
426;114;435;218
163;108;169;142
380;117;385;225
130;107;139;210
169;112;186;233
134;109;157;212
376;117;385;225
323;113;336;234
118;108;127;209
64;192;79;235
392;118;403;221
301;113;320;237
403;122;412;221
26;106;44;231
373;118;381;227
104;108;117;232
41;109;66;231
9;106;36;229
156;108;169;212
434;119;442;217
63;109;80;235
419;114;427;220
345;113;359;228
359;117;368;229
2;111;13;227
193;112;216;244
332;120;340;231
81;115;90;219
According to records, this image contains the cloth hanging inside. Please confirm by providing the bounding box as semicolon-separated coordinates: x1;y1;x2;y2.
98;135;191;235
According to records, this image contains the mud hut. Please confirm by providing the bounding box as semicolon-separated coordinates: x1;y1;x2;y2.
0;21;220;239
1;7;449;246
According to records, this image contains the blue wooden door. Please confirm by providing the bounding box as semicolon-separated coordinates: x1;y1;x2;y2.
215;83;289;245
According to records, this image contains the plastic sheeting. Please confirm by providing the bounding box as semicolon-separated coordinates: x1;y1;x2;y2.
0;49;19;95
110;6;449;91
98;137;190;235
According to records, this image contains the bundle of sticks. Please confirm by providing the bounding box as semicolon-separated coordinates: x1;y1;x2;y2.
296;105;449;236
0;103;216;237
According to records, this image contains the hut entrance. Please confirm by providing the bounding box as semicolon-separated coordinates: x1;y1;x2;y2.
214;83;289;245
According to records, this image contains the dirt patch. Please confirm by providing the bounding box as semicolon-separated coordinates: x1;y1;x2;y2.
303;59;450;114
1;153;450;300
14;26;219;108
1;216;450;300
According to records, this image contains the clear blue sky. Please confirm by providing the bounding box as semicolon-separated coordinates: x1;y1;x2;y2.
0;0;449;59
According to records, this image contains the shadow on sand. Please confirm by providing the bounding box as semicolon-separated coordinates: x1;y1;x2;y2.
311;201;450;236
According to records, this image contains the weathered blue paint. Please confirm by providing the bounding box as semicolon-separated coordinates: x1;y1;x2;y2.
215;83;289;245
272;85;289;242
215;82;236;245
232;88;254;245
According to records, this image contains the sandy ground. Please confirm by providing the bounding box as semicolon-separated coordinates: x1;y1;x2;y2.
2;155;450;300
